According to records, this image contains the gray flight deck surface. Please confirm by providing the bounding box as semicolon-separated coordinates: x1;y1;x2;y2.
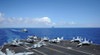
1;40;100;55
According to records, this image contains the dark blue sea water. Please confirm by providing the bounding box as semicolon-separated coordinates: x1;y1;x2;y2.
0;28;100;46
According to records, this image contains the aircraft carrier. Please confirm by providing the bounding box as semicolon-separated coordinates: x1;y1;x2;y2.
0;36;100;55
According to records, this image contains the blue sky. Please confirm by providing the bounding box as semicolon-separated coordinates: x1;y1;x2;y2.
0;0;100;28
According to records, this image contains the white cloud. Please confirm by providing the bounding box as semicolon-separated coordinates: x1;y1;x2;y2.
0;13;5;22
55;21;76;27
0;13;77;28
2;13;99;28
69;21;76;25
35;17;51;23
0;13;56;28
0;13;4;17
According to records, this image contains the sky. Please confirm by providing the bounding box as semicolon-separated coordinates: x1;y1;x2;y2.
0;0;100;28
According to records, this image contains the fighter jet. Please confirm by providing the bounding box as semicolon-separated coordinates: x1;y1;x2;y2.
9;39;24;46
70;36;82;43
0;49;5;55
27;35;39;42
43;37;49;41
17;40;24;45
0;48;34;55
26;36;35;43
9;39;20;46
78;38;93;47
31;39;46;48
49;37;64;43
27;38;34;43
33;36;38;40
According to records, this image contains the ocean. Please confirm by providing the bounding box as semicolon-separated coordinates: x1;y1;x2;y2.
0;28;100;46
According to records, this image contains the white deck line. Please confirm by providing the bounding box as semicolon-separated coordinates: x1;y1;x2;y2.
21;46;32;52
50;44;94;55
44;47;68;55
25;45;47;55
32;49;47;55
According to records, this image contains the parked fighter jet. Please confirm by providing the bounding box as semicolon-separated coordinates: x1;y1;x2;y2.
31;39;46;48
70;36;82;43
33;36;38;40
49;37;64;43
0;49;5;55
9;39;24;46
27;36;35;43
0;48;34;55
28;35;38;39
17;40;24;45
78;38;93;47
27;38;34;43
27;35;39;43
43;37;49;41
9;39;20;46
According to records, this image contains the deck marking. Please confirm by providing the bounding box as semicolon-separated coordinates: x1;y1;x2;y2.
50;44;94;55
32;49;47;55
45;47;67;55
21;46;32;52
25;45;47;55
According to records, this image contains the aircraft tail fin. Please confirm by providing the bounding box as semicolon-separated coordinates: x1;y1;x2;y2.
0;49;5;55
61;37;63;40
6;48;14;55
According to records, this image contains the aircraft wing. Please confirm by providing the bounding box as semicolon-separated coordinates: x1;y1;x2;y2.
0;51;6;55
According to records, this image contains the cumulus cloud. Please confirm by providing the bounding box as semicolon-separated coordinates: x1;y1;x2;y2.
0;13;5;22
0;13;4;17
35;17;51;22
0;13;56;28
0;13;79;28
55;21;76;27
69;21;76;25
